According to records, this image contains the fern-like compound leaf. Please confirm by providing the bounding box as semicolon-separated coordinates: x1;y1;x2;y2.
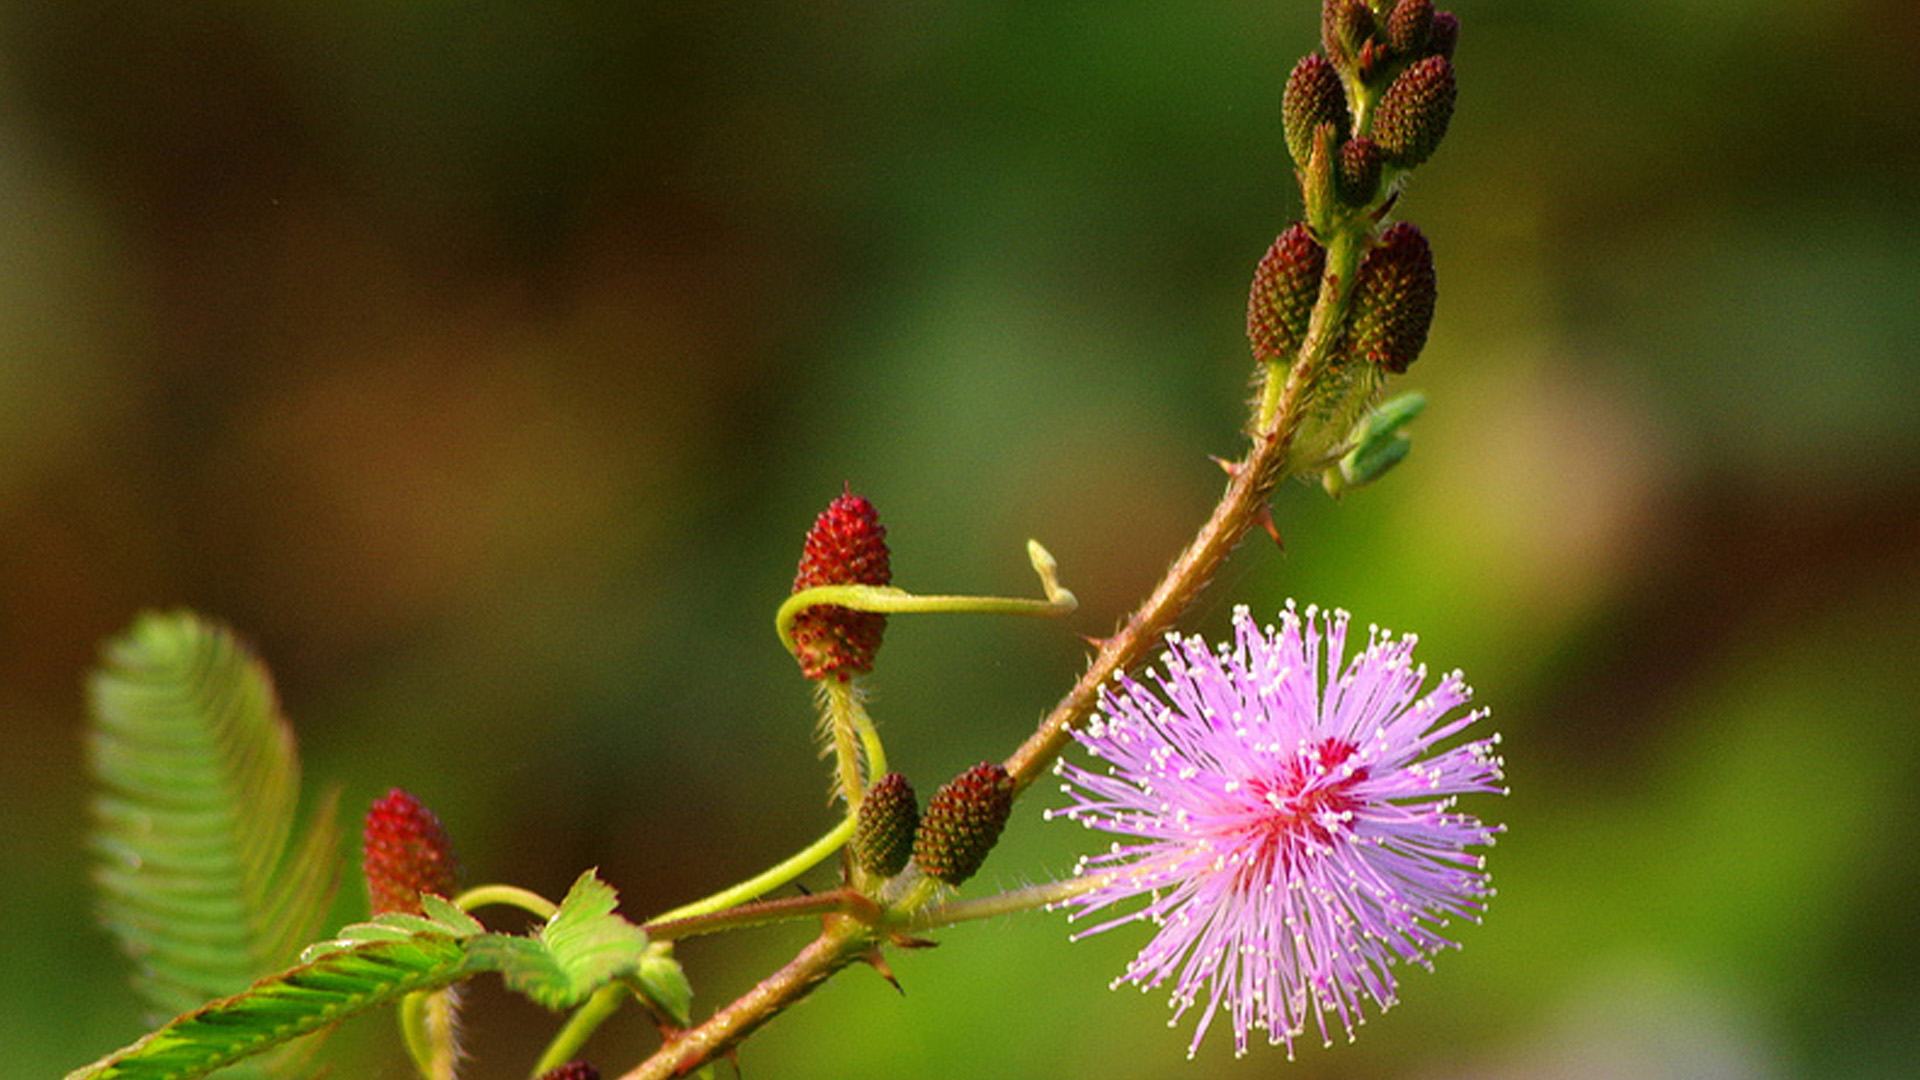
86;611;343;1025
63;934;479;1080
68;872;656;1079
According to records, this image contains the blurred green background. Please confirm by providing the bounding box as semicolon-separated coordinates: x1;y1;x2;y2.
4;2;1917;1077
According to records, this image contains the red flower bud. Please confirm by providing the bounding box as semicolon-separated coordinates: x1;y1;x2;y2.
362;788;460;916
1247;223;1327;363
1282;54;1350;169
1387;0;1434;57
914;762;1015;886
790;490;892;681
1347;222;1438;374
854;772;919;878
1374;55;1457;167
1337;137;1384;207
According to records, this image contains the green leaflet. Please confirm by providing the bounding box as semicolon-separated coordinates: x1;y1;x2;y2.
469;870;652;1010
64;935;479;1080
86;610;343;1078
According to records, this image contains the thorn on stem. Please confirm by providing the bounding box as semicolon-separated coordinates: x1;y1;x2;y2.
1209;455;1241;477
1255;506;1285;549
861;948;906;995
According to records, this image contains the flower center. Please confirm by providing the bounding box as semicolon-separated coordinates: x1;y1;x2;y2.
1245;738;1368;852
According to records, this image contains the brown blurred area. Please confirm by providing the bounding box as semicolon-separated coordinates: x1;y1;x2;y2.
4;3;1918;1078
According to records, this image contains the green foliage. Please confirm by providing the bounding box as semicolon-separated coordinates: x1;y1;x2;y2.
469;871;652;1010
64;935;479;1080
85;611;343;1026
70;872;657;1079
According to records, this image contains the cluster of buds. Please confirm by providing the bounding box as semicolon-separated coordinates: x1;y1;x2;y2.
789;489;892;681
1245;1;1458;473
849;763;1017;887
536;1063;599;1080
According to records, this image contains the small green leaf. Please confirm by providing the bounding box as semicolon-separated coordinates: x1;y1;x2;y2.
302;902;484;961
1324;391;1427;496
469;870;650;1010
634;943;694;1027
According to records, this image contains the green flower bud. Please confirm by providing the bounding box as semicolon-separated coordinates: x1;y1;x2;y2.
913;762;1014;886
854;772;919;878
1282;54;1349;170
1336;137;1383;207
1347;222;1437;373
1320;0;1376;71
1303;122;1339;232
1387;0;1434;57
1247;223;1326;363
1429;11;1459;59
1374;55;1456;167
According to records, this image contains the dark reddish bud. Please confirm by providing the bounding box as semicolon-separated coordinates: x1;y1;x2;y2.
1321;0;1376;71
1347;223;1437;374
1429;11;1459;59
1337;138;1384;207
790;489;892;681
362;788;460;916
1282;55;1350;170
1247;224;1327;363
1374;55;1457;167
1387;0;1434;57
536;1063;599;1080
913;763;1014;886
854;772;920;878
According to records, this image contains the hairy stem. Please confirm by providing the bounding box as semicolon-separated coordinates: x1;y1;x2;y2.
823;679;868;808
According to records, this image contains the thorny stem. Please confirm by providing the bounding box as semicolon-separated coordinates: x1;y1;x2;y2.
616;916;877;1080
616;241;1369;1077
1004;230;1362;794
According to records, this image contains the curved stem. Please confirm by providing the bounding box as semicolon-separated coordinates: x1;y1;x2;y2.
775;540;1076;657
645;817;855;925
532;982;626;1077
456;884;559;922
644;888;878;943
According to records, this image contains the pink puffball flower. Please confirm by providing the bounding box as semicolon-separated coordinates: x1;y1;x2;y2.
1047;602;1505;1059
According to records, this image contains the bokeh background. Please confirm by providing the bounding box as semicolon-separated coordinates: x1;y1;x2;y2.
4;2;1917;1077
